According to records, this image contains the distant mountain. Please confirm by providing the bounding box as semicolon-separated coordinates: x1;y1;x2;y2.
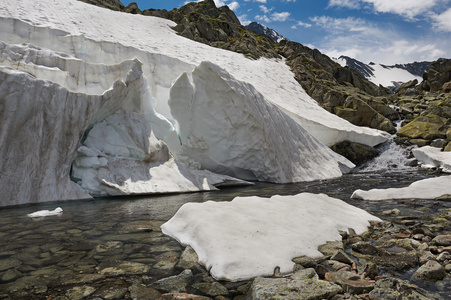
334;56;431;92
245;22;287;43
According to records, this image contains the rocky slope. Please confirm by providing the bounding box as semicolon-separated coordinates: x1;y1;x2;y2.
392;58;451;151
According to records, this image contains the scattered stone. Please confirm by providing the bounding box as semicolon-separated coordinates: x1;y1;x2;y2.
65;286;96;300
330;250;354;265
432;235;451;246
93;284;128;300
247;268;342;300
1;268;22;282
362;263;380;280
412;260;446;281
445;264;451;272
352;242;380;256
0;258;22;272
322;260;351;272
369;278;437;300
292;255;316;268
382;209;400;216
153;252;179;272
157;293;211;300
177;246;199;269
325;271;375;294
151;269;193;293
128;282;161;300
95;241;123;254
436;251;451;263
419;251;436;265
318;241;344;257
97;260;150;276
413;234;425;241
192;281;228;297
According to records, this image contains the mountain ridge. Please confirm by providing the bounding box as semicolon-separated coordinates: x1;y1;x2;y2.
245;21;287;43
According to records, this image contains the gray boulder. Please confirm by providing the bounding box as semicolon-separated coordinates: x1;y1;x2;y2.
247;268;342;300
412;260;446;281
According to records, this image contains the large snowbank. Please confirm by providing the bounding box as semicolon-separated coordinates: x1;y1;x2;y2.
169;62;354;182
351;176;451;201
161;193;381;281
412;146;451;173
0;0;388;205
0;0;388;147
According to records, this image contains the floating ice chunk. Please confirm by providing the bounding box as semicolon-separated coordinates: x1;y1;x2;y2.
161;193;381;281
412;146;451;173
351;176;451;201
27;207;63;218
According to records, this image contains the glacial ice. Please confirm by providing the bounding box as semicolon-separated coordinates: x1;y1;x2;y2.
351;175;451;201
169;61;355;182
0;0;390;206
27;207;63;218
161;193;381;281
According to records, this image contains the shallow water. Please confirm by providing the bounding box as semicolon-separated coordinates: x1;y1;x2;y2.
0;169;450;298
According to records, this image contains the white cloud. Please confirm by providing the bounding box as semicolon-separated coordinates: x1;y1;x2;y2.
309;16;450;64
310;16;368;32
329;0;445;19
227;1;240;10
362;0;441;19
328;0;361;9
255;0;267;3
293;21;312;28
259;5;272;14
238;14;251;25
255;10;291;23
255;14;271;23
432;8;451;32
272;12;291;22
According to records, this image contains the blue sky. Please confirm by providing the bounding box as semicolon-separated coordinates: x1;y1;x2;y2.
121;0;451;65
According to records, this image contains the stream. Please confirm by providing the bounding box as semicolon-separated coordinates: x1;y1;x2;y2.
0;144;450;299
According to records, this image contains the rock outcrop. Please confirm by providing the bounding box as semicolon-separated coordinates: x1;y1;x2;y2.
278;40;397;134
392;58;451;149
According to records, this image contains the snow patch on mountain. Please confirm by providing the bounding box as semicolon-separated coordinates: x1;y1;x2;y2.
245;22;287;43
335;56;426;91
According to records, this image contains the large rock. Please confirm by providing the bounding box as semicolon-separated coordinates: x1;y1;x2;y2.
247;268;342;300
331;141;380;165
412;260;446;281
420;58;451;93
397;114;448;140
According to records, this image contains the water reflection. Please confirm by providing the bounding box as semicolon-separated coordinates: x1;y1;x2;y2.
0;169;449;298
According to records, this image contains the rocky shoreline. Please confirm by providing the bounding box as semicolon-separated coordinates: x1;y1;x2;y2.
1;196;449;300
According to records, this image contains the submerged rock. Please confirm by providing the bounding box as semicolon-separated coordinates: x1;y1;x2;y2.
330;140;379;165
369;278;437;300
247;268;342;300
